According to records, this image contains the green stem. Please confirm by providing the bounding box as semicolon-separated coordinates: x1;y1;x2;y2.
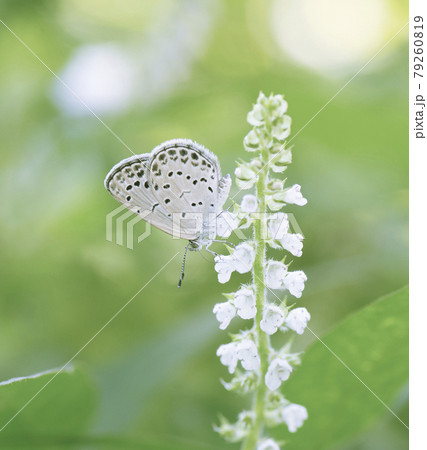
242;148;270;450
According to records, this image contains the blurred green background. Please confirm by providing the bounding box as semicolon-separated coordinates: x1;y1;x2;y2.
0;0;408;449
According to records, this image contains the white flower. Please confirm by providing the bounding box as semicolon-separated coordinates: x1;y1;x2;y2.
234;287;257;319
217;342;239;374
214;255;235;284
243;129;260;152
283;184;307;206
280;233;304;257
216;211;239;238
247;103;264;126
237;339;260;371
271;148;293;173
257;438;281;450
235;164;257;190
283;270;307;298
241;195;258;213
265;358;293;390
214;243;255;284
281;404;308;433
285;308;311;335
270;94;288;116
271;114;291;140
213;302;236;330
260;304;285;335
233;243;255;274
268;213;289;240
265;260;288;289
247;92;289;127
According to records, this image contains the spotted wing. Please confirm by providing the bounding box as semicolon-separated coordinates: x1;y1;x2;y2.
148;139;230;239
104;154;182;238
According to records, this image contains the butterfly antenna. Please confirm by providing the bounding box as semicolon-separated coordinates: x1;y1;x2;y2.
178;242;191;288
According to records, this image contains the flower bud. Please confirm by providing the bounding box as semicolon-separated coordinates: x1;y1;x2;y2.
266;179;284;192
271;148;293;173
221;370;257;394
271;114;291;140
235;163;257;190
243;129;260;152
240;194;258;213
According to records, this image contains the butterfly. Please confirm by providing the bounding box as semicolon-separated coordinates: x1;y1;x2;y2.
104;139;231;285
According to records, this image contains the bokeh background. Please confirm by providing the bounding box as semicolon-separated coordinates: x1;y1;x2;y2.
0;0;408;449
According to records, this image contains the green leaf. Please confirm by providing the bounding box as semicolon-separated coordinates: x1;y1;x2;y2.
0;365;96;445
279;287;409;449
93;310;218;433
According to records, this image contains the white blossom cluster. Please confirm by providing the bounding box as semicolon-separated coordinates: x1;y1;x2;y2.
213;93;310;448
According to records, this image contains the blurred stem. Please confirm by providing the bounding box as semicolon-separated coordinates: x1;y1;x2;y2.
242;147;269;450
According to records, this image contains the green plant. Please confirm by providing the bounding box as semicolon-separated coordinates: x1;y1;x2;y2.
213;93;309;449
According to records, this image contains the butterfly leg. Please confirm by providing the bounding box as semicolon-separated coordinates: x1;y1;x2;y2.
204;240;218;257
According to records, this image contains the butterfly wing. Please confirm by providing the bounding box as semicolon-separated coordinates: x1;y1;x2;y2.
105;140;231;242
104;154;190;238
148;139;230;239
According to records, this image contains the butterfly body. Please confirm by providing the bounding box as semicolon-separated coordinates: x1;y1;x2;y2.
104;139;231;249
